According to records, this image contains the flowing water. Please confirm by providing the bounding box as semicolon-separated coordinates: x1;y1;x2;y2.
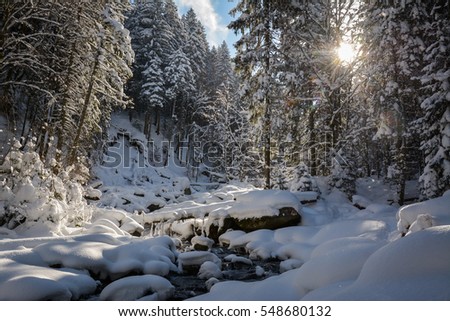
168;245;281;301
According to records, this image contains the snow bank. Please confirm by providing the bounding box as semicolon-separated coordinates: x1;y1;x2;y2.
0;258;97;300
305;226;450;300
397;191;450;235
190;269;304;301
0;234;179;300
33;235;178;279
192;217;389;301
225;219;387;262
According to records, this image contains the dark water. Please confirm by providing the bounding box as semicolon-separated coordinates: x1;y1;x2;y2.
168;246;281;301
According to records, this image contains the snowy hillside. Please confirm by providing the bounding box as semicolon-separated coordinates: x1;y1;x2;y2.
1;114;449;301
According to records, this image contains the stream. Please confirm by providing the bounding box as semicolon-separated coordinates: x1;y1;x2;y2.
168;245;281;301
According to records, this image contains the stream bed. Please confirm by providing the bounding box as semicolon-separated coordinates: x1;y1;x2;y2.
168;245;281;300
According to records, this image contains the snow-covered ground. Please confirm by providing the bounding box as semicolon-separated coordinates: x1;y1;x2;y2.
1;113;449;301
1;181;449;300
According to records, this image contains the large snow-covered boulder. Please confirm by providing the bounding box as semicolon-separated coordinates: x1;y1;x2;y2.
397;190;450;235
207;190;302;239
145;189;303;241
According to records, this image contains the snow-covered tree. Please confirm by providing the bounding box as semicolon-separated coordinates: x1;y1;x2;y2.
360;0;427;204
182;9;210;92
417;1;450;199
229;0;285;188
164;48;195;120
0;1;133;171
141;50;165;138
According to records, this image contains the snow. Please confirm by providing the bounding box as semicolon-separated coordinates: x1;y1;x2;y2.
191;235;214;250
1;113;449;301
177;251;221;273
99;275;174;301
0;260;97;300
397;190;450;235
224;254;253;266
304;226;450;300
1;170;449;302
198;261;223;280
0;234;179;300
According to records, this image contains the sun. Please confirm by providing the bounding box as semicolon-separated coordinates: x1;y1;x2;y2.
337;43;356;64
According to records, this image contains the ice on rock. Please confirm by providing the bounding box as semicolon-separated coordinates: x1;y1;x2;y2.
255;265;265;276
100;275;174;301
407;213;434;235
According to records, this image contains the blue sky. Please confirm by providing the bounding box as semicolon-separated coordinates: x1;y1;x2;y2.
174;0;239;53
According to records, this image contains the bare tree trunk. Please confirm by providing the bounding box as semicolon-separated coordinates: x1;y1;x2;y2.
308;109;317;176
263;0;271;189
69;41;102;165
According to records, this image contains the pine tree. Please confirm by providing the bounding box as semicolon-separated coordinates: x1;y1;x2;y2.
361;0;427;204
230;0;285;188
164;48;195;121
417;1;450;199
182;9;210;92
0;1;133;173
141;50;165;138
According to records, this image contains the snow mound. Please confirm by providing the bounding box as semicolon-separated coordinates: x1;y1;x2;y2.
397;191;450;235
0;258;97;300
100;275;174;301
305;226;450;300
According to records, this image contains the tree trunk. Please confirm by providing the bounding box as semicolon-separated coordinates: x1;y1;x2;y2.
69;41;102;165
308;109;317;176
263;0;271;189
57;5;83;164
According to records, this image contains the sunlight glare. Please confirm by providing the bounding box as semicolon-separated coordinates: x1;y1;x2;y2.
337;43;356;64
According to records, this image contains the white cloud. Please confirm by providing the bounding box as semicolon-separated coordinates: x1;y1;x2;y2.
176;0;229;47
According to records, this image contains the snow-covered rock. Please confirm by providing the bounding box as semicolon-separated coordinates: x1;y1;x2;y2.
100;275;174;301
191;235;214;251
397;191;450;235
198;261;223;280
177;251;221;274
